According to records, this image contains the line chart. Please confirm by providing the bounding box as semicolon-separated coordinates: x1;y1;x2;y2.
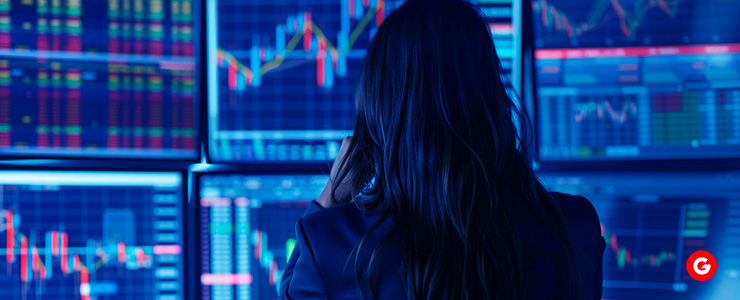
536;0;683;39
208;0;518;162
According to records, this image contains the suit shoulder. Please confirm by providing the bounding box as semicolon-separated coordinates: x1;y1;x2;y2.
302;203;372;231
550;192;601;228
300;203;383;252
295;203;400;299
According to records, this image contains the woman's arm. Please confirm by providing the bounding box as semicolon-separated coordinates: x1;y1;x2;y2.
278;207;330;299
279;136;353;299
279;201;324;296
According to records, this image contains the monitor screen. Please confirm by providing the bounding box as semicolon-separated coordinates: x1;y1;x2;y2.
0;171;185;299
198;173;327;300
0;0;199;159
206;0;519;162
532;0;740;161
539;171;740;300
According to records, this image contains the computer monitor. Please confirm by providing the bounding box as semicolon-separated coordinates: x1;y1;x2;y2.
206;0;520;162
197;172;327;300
539;171;740;299
0;171;185;299
531;0;740;161
0;0;199;159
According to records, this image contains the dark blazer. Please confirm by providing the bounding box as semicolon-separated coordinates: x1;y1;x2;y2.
279;192;605;299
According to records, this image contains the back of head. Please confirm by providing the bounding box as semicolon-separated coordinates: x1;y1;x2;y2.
333;0;584;298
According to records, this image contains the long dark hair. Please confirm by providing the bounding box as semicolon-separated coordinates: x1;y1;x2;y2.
332;0;585;298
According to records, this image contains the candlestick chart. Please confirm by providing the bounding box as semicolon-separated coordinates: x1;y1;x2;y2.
198;173;327;300
0;0;199;159
0;171;184;300
207;0;518;162
540;172;740;300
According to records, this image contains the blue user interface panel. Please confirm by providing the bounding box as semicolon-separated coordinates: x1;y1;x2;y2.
540;171;740;300
0;171;185;299
532;0;740;161
198;173;328;300
207;0;518;162
0;0;199;159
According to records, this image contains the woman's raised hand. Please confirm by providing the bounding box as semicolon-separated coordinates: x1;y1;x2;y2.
316;136;353;208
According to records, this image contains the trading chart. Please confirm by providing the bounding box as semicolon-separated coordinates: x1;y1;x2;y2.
533;0;740;160
207;0;518;162
0;171;185;300
0;0;198;159
198;173;327;300
540;172;740;300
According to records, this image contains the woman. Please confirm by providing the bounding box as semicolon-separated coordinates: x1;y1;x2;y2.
279;0;604;299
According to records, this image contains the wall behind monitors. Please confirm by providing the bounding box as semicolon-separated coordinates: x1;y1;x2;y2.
0;171;185;300
197;172;327;300
540;171;740;300
206;0;520;162
532;0;740;161
0;0;199;159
